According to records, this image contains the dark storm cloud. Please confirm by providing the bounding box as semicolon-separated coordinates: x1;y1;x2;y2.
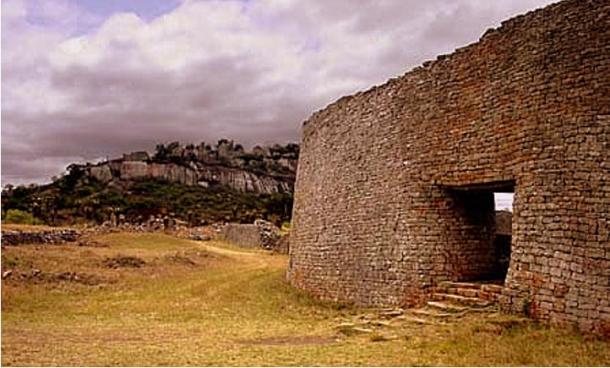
1;0;557;185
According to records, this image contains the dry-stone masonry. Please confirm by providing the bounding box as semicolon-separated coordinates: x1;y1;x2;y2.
1;229;81;246
219;223;262;248
219;220;288;253
288;0;609;335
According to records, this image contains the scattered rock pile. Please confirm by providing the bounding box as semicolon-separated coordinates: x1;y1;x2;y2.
98;214;215;237
1;229;81;246
334;297;508;342
1;268;101;285
254;219;282;251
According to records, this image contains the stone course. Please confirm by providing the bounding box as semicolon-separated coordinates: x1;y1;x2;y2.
288;0;609;335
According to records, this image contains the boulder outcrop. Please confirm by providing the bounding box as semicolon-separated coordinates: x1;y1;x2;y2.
78;140;298;194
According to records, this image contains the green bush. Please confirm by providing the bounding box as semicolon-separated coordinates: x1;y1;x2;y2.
2;176;294;226
4;209;42;225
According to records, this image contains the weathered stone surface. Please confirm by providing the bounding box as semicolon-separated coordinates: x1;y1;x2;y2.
288;0;609;335
88;159;291;193
219;223;262;248
1;229;81;246
79;141;298;194
218;220;288;253
123;151;150;162
89;165;113;183
254;219;283;251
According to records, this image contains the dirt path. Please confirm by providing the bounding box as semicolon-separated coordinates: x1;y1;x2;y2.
2;233;608;367
197;241;278;270
198;242;262;257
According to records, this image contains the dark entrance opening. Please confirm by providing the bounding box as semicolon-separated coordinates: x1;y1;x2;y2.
445;180;514;284
493;199;513;282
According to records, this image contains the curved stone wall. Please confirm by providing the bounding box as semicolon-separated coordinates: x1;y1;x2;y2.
288;0;609;334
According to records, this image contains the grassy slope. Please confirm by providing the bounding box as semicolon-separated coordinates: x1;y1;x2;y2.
1;233;609;366
1;224;73;232
1;176;293;226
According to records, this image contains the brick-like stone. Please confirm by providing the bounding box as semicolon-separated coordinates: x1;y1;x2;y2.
288;0;609;335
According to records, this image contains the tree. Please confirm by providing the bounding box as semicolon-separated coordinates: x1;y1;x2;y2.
154;144;169;161
4;209;42;225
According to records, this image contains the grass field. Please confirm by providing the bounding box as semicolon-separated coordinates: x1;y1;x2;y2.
1;223;74;231
2;232;609;366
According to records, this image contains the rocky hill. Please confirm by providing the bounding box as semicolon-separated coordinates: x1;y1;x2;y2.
77;139;298;194
2;140;298;226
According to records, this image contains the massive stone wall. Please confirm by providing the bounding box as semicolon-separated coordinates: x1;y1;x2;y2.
288;0;609;334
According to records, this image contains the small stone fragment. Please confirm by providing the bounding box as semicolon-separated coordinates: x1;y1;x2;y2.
380;309;404;317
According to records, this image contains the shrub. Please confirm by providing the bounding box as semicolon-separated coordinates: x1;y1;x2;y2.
4;209;42;225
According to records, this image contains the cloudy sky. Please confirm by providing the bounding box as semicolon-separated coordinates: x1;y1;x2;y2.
2;0;557;186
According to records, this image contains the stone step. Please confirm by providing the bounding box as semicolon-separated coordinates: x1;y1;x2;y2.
437;281;482;290
480;283;504;294
454;287;480;298
435;287;491;300
426;301;468;313
410;308;454;319
432;293;492;307
437;281;504;292
435;282;504;303
396;315;431;324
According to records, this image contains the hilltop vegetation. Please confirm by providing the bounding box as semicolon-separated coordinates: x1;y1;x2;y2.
1;140;297;226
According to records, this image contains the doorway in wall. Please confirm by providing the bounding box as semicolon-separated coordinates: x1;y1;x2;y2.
446;180;514;284
493;190;513;281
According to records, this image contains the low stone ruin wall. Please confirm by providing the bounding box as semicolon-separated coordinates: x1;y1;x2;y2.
1;229;81;246
218;220;288;253
274;233;290;254
218;223;262;248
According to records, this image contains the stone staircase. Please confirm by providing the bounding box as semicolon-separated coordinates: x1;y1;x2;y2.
408;281;504;320
434;281;504;303
428;281;502;310
335;281;507;338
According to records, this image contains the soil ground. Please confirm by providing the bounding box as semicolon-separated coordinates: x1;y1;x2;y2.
2;232;609;366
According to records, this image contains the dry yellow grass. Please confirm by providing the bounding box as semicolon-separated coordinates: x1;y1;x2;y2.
1;223;73;232
2;232;609;366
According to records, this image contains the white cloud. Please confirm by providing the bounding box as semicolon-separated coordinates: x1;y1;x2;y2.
2;0;557;185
